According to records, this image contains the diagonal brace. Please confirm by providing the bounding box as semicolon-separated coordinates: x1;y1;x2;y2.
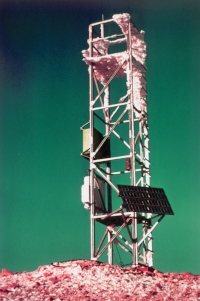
95;228;109;257
101;206;123;220
92;59;127;106
113;237;131;253
109;226;133;251
93;73;107;119
94;164;119;193
112;130;130;149
138;215;164;249
120;209;135;244
93;106;128;157
96;218;132;260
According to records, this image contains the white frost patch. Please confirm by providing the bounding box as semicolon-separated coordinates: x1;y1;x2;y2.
82;13;148;120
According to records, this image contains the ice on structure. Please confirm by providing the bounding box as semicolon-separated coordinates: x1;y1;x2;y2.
82;13;148;118
113;13;147;65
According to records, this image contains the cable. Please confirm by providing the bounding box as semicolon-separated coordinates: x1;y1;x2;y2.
113;244;124;267
113;249;119;266
113;244;133;268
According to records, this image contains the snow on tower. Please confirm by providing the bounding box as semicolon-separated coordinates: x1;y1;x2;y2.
81;13;173;268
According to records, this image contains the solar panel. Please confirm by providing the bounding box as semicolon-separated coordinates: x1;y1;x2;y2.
117;185;174;215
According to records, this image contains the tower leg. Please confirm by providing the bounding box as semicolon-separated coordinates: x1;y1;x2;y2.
147;213;153;267
104;87;112;265
89;24;95;260
132;214;138;267
90;169;95;259
128;20;138;268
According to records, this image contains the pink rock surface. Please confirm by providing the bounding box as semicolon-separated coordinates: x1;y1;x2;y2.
0;260;199;300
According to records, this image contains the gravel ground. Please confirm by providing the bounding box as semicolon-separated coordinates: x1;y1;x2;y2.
0;260;199;300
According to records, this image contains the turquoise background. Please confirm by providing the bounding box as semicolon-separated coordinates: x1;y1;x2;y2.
0;0;200;274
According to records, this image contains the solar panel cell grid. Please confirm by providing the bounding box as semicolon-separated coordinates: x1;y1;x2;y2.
117;185;174;215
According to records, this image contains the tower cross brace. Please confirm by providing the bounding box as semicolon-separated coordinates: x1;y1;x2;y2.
81;13;173;268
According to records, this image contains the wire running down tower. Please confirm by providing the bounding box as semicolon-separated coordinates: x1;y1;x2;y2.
81;13;173;268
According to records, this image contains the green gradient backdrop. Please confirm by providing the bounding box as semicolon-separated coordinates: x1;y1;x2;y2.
0;0;199;274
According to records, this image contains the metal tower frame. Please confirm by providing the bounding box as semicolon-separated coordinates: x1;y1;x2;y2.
81;14;162;268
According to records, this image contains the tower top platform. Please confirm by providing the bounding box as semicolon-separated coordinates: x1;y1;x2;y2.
82;13;147;86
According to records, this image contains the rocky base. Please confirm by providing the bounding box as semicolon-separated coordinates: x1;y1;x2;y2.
0;260;200;300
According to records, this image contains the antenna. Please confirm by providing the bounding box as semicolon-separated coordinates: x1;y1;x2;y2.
81;13;174;268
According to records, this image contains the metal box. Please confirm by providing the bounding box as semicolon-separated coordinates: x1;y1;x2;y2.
82;128;110;160
81;175;106;213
